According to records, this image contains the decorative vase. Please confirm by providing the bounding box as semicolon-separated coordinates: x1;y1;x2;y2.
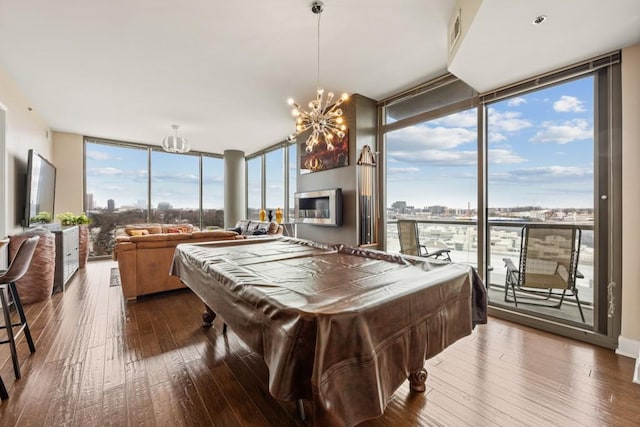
267;210;273;222
275;208;283;224
78;224;90;268
259;209;266;222
9;228;55;304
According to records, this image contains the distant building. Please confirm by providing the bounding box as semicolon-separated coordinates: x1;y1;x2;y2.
86;193;95;210
425;205;447;216
107;199;115;211
157;202;173;210
390;200;415;215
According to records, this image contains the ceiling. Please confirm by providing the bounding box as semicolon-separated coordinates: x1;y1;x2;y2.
1;0;639;155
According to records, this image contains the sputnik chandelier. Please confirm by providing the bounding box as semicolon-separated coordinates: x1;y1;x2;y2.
287;1;349;153
161;124;190;154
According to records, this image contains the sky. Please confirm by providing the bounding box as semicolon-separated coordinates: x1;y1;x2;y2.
386;75;594;210
86;76;594;212
85;143;224;209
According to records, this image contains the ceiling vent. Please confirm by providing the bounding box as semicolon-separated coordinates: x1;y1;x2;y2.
448;8;461;53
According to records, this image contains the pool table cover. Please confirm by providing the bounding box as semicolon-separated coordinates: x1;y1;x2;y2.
171;237;487;426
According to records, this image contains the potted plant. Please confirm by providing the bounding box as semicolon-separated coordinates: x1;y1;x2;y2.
30;211;53;224
56;212;92;268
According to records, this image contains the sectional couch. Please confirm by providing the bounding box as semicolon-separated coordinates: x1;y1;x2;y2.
112;221;283;299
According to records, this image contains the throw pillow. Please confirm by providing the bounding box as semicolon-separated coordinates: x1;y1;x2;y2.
129;230;149;237
267;222;279;234
227;226;242;234
251;228;267;235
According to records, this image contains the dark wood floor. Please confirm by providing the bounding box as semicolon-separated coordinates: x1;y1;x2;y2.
0;260;638;426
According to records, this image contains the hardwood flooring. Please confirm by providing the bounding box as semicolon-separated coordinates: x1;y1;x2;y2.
0;260;638;426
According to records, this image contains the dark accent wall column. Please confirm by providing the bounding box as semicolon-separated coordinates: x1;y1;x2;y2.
296;94;377;246
224;150;245;228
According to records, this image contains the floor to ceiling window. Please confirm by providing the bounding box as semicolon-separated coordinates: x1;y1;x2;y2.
84;139;224;257
288;143;297;223
380;53;621;348
202;156;224;228
246;156;262;220
246;141;296;226
385;107;478;266
85;141;148;256
265;147;284;218
487;76;596;328
150;150;200;224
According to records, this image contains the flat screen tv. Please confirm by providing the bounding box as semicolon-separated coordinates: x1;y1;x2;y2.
24;149;56;227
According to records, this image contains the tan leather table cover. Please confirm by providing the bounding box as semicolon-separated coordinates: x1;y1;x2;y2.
171;237;487;426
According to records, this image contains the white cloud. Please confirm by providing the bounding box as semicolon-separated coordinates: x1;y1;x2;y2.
387;124;476;151
388;167;420;174
530;119;592;144
507;97;527;107
488;132;507;143
490;165;592;183
390;149;477;166
87;150;117;160
388;147;525;167
488;149;526;164
88;167;122;176
152;172;199;184
487;108;532;132
204;174;224;183
553;95;585;112
430;110;477;128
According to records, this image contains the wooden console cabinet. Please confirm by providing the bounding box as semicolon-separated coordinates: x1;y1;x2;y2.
52;226;79;293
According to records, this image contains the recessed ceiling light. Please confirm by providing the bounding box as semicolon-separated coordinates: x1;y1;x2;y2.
533;15;547;25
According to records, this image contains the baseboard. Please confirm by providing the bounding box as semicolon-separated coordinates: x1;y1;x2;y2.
616;335;640;384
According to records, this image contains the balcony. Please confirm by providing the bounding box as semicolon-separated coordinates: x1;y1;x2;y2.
387;218;594;327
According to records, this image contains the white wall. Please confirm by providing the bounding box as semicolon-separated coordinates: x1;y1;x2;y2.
52;131;84;215
621;43;640;354
0;66;52;239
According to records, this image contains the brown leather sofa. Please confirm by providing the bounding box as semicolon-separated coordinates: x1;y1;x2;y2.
113;225;244;300
113;221;283;300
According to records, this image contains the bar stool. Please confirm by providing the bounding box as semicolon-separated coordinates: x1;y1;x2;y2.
0;236;39;381
0;375;7;400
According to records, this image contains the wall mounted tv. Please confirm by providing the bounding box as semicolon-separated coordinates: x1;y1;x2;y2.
24;149;56;227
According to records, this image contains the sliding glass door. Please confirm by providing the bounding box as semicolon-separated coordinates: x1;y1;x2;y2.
381;55;622;348
486;76;596;327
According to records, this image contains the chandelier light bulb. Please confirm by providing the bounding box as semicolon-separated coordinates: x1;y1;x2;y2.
285;0;348;154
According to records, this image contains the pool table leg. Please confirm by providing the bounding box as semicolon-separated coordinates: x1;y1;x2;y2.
409;368;428;392
202;304;216;327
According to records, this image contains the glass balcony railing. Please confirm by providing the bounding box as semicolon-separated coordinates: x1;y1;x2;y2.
386;219;594;305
